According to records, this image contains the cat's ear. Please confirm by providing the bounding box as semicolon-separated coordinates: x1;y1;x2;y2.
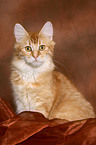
39;21;53;40
14;23;29;42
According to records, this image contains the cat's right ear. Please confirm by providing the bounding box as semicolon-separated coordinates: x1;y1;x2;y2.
14;23;29;42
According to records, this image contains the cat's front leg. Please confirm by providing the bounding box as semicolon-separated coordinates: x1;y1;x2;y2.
12;84;29;113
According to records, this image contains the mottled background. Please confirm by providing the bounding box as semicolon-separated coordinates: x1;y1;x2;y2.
0;0;96;113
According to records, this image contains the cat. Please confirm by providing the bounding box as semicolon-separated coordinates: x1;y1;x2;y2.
10;21;95;121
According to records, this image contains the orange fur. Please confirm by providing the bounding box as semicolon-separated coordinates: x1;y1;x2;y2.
10;22;95;121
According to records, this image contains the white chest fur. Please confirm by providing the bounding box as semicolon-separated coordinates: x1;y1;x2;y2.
11;58;55;117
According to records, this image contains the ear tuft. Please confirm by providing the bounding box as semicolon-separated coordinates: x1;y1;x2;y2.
14;23;28;42
39;21;53;40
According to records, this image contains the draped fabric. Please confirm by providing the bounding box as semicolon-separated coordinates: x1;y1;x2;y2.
0;98;96;145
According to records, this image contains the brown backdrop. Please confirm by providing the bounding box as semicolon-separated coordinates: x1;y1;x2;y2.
0;0;96;114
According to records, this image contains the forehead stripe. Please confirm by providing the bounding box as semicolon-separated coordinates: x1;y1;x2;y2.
30;33;38;43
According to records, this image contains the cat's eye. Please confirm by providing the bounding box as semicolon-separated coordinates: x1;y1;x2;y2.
25;46;32;52
39;45;45;51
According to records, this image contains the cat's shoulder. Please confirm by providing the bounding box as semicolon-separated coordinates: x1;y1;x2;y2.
53;70;75;87
53;71;68;82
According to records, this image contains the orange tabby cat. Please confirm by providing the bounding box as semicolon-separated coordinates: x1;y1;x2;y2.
10;22;95;121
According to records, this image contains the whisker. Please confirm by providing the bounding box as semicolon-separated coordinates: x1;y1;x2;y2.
53;60;68;71
54;65;63;73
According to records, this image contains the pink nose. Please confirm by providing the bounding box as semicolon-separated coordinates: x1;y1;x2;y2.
34;54;38;59
33;51;38;59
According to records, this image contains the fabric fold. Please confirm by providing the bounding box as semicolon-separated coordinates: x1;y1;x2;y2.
0;97;96;145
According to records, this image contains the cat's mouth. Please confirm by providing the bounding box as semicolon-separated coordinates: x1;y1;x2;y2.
23;56;44;67
25;60;44;67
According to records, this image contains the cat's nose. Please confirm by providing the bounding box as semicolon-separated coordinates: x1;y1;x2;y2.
33;51;38;59
34;55;37;59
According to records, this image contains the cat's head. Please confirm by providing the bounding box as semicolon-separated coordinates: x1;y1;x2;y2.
14;22;55;68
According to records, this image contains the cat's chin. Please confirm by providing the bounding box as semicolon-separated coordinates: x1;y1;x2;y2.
27;61;44;68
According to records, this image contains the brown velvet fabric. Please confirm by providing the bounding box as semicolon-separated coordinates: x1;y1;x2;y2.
0;98;96;145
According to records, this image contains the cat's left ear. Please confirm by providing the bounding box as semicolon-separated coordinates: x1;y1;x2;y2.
14;23;29;42
39;21;53;40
